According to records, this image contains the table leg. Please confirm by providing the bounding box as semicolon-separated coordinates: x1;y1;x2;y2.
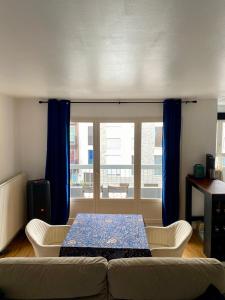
185;177;192;224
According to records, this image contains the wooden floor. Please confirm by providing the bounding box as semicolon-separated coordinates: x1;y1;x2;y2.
0;230;205;258
182;231;206;258
0;232;35;258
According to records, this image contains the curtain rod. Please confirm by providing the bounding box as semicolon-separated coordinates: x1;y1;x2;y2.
39;100;197;104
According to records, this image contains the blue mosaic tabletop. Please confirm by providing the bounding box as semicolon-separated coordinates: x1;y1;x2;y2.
60;213;151;260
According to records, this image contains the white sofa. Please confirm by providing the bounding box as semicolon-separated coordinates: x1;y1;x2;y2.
108;257;225;300
0;257;224;300
0;257;107;300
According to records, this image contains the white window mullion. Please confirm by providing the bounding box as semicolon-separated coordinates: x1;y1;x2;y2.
93;121;100;211
217;120;223;155
134;122;141;209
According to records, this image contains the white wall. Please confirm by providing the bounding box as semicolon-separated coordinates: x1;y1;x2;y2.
180;99;217;218
15;98;217;222
15;99;47;179
0;94;19;182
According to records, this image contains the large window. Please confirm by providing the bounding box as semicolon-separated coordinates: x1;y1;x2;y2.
70;121;162;200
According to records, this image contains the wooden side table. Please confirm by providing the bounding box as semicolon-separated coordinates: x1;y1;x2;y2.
186;175;225;259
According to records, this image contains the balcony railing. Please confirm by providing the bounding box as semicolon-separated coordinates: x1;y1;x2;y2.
70;164;162;199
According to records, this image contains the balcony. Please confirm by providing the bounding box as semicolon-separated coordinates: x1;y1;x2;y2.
70;164;162;199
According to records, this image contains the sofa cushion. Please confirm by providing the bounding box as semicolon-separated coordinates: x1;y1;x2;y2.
0;257;107;300
108;257;225;300
195;284;225;300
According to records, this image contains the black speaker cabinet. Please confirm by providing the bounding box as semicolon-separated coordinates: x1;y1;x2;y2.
27;179;51;223
206;154;215;179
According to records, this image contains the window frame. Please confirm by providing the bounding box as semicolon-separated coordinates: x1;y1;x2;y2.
216;119;225;169
216;113;225;170
70;117;162;202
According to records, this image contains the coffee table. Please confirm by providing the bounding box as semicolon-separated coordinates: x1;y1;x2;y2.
60;213;151;260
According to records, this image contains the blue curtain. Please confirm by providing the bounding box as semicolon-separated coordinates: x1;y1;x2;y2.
162;99;181;226
45;99;70;225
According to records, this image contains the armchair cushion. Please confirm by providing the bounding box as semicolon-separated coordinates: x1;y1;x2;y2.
44;225;70;245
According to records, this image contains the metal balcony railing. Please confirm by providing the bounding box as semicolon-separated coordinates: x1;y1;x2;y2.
70;164;162;199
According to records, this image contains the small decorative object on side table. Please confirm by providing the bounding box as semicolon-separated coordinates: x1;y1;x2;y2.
193;164;205;179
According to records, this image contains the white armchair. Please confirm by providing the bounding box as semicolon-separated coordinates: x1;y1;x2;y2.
25;219;70;257
145;220;193;257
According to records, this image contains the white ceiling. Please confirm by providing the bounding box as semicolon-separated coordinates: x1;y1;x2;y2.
0;0;225;100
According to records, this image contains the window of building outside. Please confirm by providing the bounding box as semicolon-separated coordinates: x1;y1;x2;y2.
154;155;162;175
100;123;134;199
141;122;163;199
70;122;94;199
70;121;163;200
155;126;162;147
88;126;93;145
88;150;93;164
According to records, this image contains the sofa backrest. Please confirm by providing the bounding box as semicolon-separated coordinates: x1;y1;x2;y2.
1;257;225;300
0;257;108;300
108;257;225;300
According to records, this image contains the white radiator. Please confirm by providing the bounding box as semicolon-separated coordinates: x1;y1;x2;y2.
0;173;27;252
